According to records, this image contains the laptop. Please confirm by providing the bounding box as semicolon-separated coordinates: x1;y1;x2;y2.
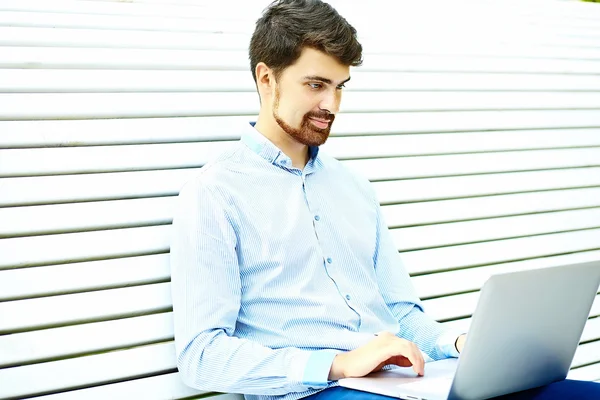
339;261;600;400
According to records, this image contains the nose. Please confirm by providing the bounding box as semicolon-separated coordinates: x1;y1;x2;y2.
319;89;341;114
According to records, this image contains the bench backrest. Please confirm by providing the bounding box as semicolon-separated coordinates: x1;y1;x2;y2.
1;0;600;398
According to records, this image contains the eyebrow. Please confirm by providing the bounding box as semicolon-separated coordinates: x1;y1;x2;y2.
303;75;351;85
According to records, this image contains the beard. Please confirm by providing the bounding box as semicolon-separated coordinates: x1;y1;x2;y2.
272;87;335;147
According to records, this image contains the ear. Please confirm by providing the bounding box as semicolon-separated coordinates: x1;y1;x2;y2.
255;62;275;101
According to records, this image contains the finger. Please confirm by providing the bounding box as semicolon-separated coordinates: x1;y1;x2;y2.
388;355;413;368
404;345;425;376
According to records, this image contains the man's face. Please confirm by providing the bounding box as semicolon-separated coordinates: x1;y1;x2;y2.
271;47;350;147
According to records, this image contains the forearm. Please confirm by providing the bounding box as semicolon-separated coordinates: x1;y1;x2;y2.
395;306;463;360
176;329;338;395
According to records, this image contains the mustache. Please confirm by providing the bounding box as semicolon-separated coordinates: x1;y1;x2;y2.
306;111;334;122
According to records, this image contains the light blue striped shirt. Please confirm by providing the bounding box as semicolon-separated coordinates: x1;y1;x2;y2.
170;123;461;400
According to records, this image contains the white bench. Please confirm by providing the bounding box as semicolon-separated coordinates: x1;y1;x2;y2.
1;0;600;398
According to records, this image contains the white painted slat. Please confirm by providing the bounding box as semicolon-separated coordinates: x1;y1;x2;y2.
0;27;248;50
34;372;216;400
0;11;254;34
4;187;600;238
402;229;600;275
0;0;217;19
3;112;600;147
0;342;177;399
425;293;600;324
382;188;600;228
3;91;600;120
4;0;599;22
412;250;600;299
423;292;480;322
443;316;600;344
373;167;600;204
2;23;599;56
573;341;600;369
392;208;600;252
583;318;600;343
4;144;600;178
2;202;600;271
346;148;600;181
4;70;600;93
0;225;170;269
568;363;600;382
3;47;600;74
0;282;171;333
0;254;170;301
0;197;174;237
2;166;600;208
325;129;600;158
0;312;174;368
0;168;200;207
0;141;234;177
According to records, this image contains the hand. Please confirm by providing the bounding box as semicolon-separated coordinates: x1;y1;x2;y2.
328;332;425;381
455;334;467;353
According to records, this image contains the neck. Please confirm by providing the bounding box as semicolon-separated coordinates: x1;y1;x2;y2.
254;110;310;169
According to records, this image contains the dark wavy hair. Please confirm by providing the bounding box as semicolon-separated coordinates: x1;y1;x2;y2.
249;0;363;84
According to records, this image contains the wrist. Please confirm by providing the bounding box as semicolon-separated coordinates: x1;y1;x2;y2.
328;353;346;381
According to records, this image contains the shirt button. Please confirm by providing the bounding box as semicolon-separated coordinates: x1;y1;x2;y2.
314;215;320;221
326;257;332;264
346;294;351;300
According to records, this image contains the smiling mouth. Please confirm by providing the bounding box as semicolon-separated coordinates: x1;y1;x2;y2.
309;117;331;129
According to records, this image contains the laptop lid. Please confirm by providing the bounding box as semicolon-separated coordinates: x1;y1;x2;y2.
449;261;600;400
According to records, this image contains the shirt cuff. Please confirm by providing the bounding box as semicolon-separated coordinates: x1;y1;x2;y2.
436;329;466;358
301;350;340;387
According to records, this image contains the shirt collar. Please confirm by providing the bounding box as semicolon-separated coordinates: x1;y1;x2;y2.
241;122;321;170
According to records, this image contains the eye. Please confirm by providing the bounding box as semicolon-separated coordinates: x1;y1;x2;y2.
308;83;323;90
336;84;346;90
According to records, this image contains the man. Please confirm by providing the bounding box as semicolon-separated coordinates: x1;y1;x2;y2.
170;1;599;399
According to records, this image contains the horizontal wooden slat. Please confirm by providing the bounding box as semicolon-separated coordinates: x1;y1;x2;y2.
2;287;595;369
4;0;600;23
0;141;234;176
1;24;599;57
0;254;170;301
0;197;174;237
4;187;600;238
3;91;600;120
413;250;600;299
0;168;200;207
2;166;600;208
0;342;178;399
0;312;174;368
0;0;222;19
0;11;254;34
3;214;600;271
0;282;172;333
568;362;600;382
3;111;600;148
444;315;600;344
3;47;600;73
0;225;170;269
4;70;600;93
374;167;600;204
402;229;600;275
426;292;600;323
573;341;600;369
4;143;600;178
382;188;600;228
391;208;600;251
34;373;230;400
344;148;600;181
